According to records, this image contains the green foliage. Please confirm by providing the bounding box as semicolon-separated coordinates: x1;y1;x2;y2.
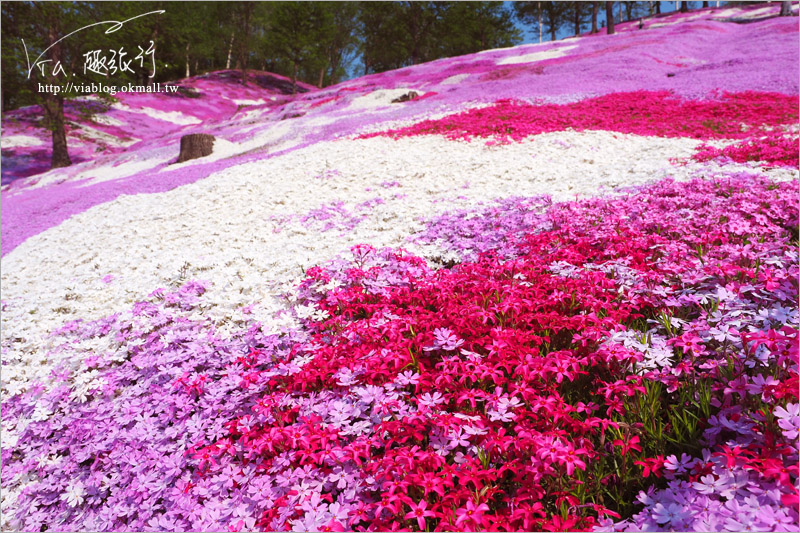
439;2;522;57
2;1;521;108
267;1;333;91
358;1;520;75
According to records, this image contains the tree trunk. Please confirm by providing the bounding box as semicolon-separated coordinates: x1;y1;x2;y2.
625;2;633;21
546;4;556;42
44;16;70;168
592;2;599;32
538;2;543;43
239;3;253;85
226;32;234;69
147;15;159;88
318;66;325;88
329;54;341;86
703;1;709;7
185;42;190;78
656;2;661;14
42;95;71;168
292;61;298;95
680;2;688;13
177;134;215;163
780;1;792;16
606;2;615;34
574;3;580;35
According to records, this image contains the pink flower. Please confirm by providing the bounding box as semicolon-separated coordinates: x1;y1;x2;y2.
559;447;588;475
455;500;490;528
404;500;436;530
612;435;642;456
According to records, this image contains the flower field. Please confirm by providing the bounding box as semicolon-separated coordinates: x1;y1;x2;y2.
1;3;798;532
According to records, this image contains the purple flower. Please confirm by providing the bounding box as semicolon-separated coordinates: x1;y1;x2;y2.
747;374;780;402
773;403;799;440
664;453;695;475
693;474;726;495
424;327;464;352
418;391;445;408
651;502;692;527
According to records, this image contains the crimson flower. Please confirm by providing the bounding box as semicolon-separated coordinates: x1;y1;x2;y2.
635;455;666;478
612;435;642;456
455;500;490;528
404;500;436;530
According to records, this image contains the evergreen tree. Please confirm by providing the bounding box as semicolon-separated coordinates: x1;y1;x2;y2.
317;2;360;86
571;1;588;35
269;1;329;93
358;2;517;75
438;2;520;57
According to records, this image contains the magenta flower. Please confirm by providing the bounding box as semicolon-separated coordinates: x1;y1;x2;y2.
404;500;436;530
455;500;490;528
560;447;588;476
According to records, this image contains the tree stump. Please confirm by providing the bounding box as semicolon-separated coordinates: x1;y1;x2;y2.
177;134;215;163
391;91;419;103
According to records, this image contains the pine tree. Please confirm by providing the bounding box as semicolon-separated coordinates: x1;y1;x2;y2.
438;2;520;57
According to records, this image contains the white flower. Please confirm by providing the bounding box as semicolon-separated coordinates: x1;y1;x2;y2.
60;481;85;507
31;404;54;422
292;354;314;367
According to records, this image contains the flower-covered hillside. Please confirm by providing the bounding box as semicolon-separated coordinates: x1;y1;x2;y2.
1;2;798;532
1;2;797;255
0;70;315;186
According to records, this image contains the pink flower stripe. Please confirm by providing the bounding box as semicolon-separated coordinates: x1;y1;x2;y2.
359;91;798;145
692;131;800;169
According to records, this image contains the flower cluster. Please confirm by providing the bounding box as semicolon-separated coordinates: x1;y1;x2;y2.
1;281;313;531
358;91;798;145
3;173;796;531
413;195;553;261
692;132;799;169
269;197;387;236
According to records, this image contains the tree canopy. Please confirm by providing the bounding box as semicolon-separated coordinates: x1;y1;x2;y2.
2;1;523;110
